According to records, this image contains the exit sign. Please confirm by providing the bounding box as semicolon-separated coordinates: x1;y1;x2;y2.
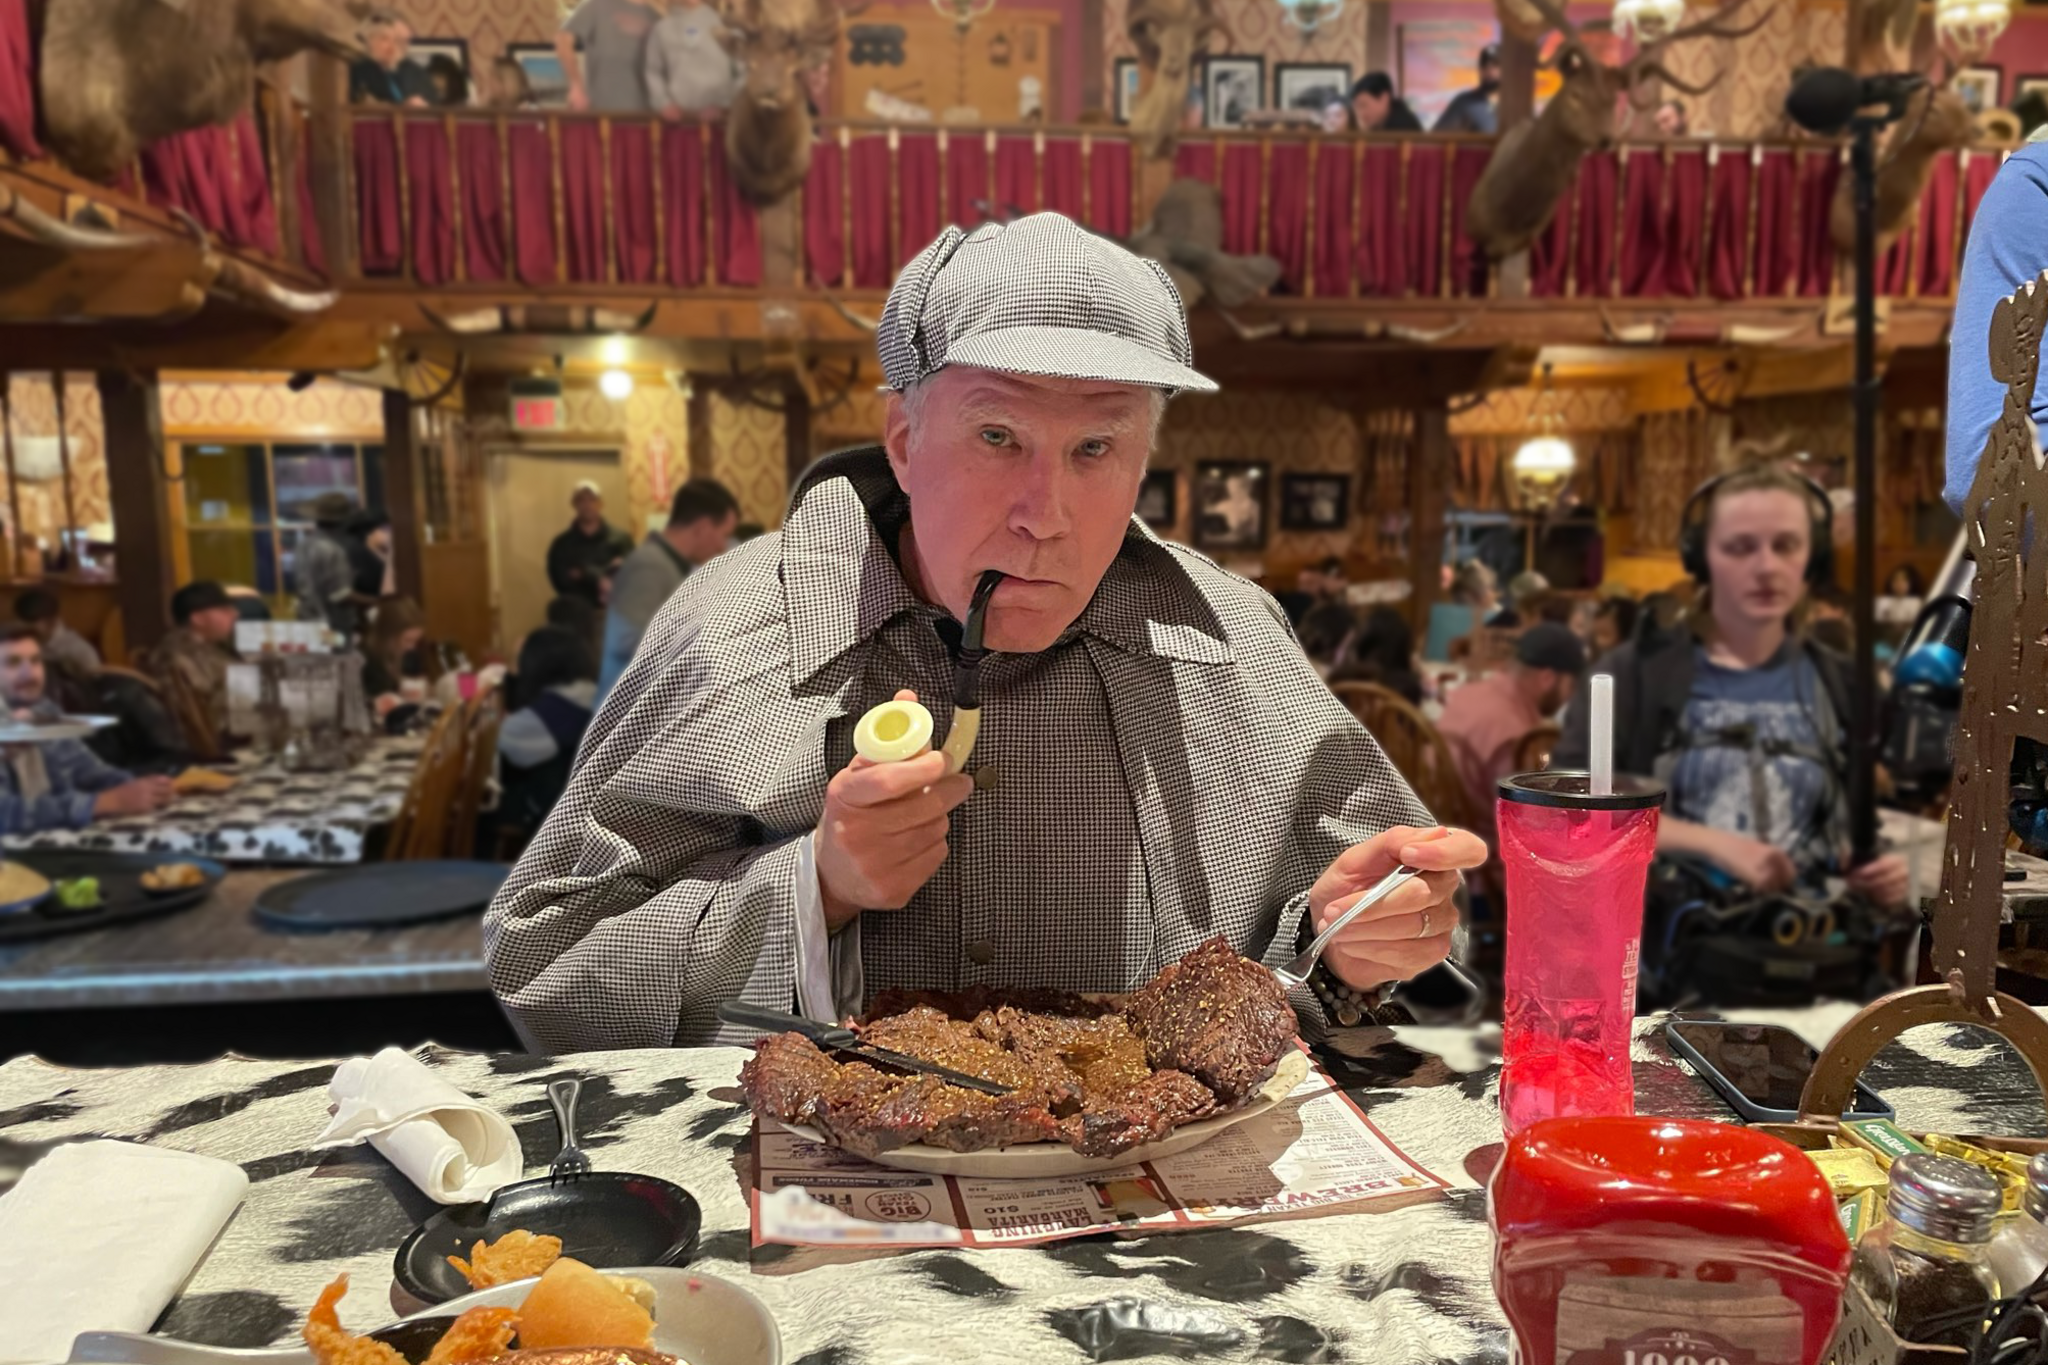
512;396;561;431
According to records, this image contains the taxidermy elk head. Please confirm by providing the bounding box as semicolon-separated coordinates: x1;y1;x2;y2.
1465;0;1766;261
1827;68;1976;255
719;0;847;205
38;0;370;183
1127;0;1221;162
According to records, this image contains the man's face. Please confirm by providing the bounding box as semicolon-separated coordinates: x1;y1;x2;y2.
0;639;44;709
368;23;403;68
1654;102;1683;136
192;605;240;645
1707;488;1812;631
1536;669;1576;718
885;368;1156;653
1479;57;1501;91
573;491;603;525
1351;90;1390;129
1296;567;1324;597
678;510;739;564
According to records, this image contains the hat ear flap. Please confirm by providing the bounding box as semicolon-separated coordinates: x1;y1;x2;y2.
878;225;970;390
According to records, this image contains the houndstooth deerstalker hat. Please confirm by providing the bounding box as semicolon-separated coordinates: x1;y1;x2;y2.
876;212;1219;396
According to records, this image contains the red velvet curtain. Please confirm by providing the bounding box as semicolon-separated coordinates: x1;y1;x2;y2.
612;122;656;284
1267;141;1308;292
849;134;890;288
947;131;990;227
1662;149;1707;297
143;128;228;240
509;121;557;285
404;120;453;285
230;113;281;255
1913;153;1961;297
1355;144;1407;297
298;122;329;278
898;133;940;263
1220;143;1261;256
352;119;402;276
559;121;603;282
1961;150;2001;246
0;0;38;159
1448;143;1490;296
1575;151;1618;298
1043;138;1083;221
1796;149;1839;297
1618;148;1665;296
1753;148;1797;297
1174;142;1217;184
1530;192;1570;298
1877;224;1913;295
710;134;760;285
1312;142;1354;297
660;124;705;288
1088;138;1132;237
455;123;503;282
804;135;843;286
995;136;1036;215
1706;151;1751;300
1405;145;1445;297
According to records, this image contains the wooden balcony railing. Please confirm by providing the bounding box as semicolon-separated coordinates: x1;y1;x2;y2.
339;110;2011;307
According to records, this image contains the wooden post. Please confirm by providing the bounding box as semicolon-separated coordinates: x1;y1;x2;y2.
1080;0;1105;114
51;372;78;544
304;53;352;279
783;377;813;494
1499;30;1536;130
1408;401;1450;635
97;370;175;657
381;388;425;602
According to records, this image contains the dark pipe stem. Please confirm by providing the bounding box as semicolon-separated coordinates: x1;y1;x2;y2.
954;570;1006;710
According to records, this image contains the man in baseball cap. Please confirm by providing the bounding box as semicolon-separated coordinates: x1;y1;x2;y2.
489;214;1482;1050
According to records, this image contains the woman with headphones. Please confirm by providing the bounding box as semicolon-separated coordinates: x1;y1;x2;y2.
1554;464;1911;907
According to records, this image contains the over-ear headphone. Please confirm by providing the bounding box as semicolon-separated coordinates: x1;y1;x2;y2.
1676;470;1836;587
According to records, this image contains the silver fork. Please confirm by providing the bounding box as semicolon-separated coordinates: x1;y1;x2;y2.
547;1078;591;1182
1273;864;1423;989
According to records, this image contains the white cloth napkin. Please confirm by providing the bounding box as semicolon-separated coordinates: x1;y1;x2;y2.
313;1047;523;1204
0;1139;248;1364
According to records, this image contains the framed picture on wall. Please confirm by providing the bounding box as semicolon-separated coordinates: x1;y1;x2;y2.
1203;56;1264;130
1136;469;1177;530
1275;63;1351;116
1279;474;1352;531
407;37;473;104
1114;57;1142;124
2017;73;2048;107
1194;461;1269;550
507;42;576;108
1956;65;2003;115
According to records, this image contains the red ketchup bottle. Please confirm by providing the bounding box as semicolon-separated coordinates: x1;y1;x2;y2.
1492;1118;1853;1365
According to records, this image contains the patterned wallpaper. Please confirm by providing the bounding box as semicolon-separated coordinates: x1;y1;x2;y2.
1450;384;1634;436
1657;0;1846;140
706;392;790;528
160;378;385;439
0;375;112;552
401;0;563;103
555;380;689;533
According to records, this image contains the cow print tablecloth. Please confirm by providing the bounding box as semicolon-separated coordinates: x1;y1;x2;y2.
2;1004;2046;1365
4;739;421;864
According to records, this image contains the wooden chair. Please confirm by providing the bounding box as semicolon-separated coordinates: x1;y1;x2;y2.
1511;723;1562;778
445;685;504;860
383;703;469;860
1330;681;1480;832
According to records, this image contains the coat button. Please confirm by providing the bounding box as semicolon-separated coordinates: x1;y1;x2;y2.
973;764;1000;792
965;940;996;965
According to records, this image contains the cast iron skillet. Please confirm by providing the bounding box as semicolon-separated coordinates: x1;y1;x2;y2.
392;1172;701;1304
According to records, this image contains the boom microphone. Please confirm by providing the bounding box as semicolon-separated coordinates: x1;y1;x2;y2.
1785;66;1928;135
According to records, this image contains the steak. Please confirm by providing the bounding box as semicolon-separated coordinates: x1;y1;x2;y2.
737;936;1296;1158
1120;936;1294;1103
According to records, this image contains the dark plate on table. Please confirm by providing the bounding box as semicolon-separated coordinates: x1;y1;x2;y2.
0;851;224;944
393;1172;703;1305
254;860;508;930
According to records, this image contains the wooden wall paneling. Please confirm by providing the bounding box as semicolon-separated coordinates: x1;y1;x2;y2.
382;388;425;602
97;369;174;655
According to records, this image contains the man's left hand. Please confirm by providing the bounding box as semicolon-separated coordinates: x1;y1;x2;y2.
1846;853;1911;910
1307;824;1486;991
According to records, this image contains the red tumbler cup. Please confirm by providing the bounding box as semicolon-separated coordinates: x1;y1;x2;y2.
1497;772;1664;1136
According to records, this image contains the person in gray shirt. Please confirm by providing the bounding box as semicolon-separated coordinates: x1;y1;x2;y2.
647;1;740;117
596;478;739;702
558;0;660;113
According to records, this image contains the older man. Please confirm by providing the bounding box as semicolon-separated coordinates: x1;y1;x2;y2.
487;214;1482;1051
349;14;434;107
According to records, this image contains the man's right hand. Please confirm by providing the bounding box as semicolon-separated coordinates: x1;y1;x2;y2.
568;86;591;111
1705;829;1799;895
95;776;174;818
815;690;975;931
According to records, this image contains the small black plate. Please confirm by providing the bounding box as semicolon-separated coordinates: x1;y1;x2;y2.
0;851;224;944
255;860;509;930
392;1173;702;1304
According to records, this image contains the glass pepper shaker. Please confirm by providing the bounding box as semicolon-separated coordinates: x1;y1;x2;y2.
1851;1152;2002;1348
1988;1152;2048;1293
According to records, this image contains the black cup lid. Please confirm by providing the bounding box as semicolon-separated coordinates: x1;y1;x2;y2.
1498;770;1666;811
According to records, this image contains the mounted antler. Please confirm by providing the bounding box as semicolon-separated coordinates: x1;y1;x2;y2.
1622;0;1769;103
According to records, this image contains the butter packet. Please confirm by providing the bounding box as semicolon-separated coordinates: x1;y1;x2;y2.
1837;1117;1926;1170
1839;1188;1881;1242
1807;1146;1889;1198
1924;1134;2029;1212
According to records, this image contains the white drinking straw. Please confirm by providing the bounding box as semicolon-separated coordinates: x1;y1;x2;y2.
1589;673;1615;797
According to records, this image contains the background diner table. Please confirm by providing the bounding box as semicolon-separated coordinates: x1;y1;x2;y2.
5;738;423;864
3;1005;2043;1364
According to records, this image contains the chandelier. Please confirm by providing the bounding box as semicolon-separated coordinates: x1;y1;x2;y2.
1612;0;1685;41
1509;365;1577;536
933;0;995;33
1278;0;1345;35
1936;0;2012;62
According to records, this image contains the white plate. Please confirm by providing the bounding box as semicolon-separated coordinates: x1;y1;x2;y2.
785;1048;1312;1178
0;714;118;743
65;1266;781;1365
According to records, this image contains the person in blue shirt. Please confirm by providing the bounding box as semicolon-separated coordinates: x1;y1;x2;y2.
0;625;171;834
1947;136;2048;513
